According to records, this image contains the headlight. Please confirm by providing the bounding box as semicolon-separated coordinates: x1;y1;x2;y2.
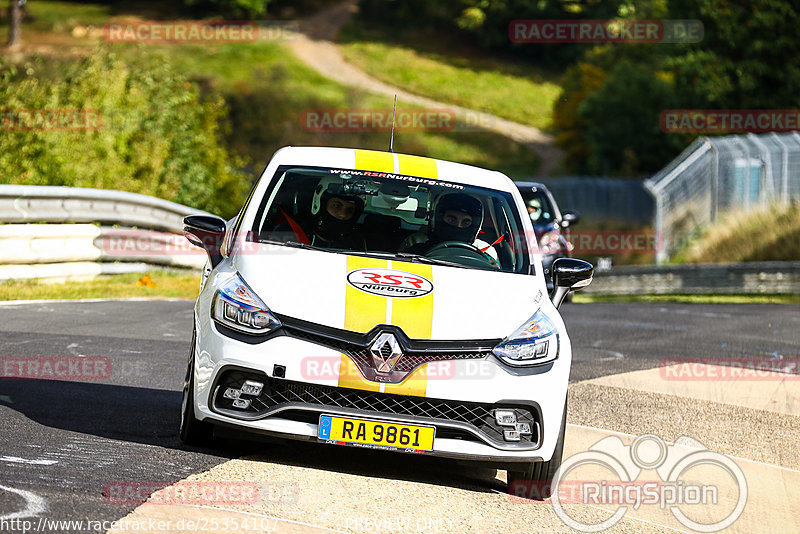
212;274;281;335
493;309;559;366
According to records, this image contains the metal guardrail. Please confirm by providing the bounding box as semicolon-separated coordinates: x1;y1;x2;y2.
0;185;209;233
0;185;211;281
585;261;800;295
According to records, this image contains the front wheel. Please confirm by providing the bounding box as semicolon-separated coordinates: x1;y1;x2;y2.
180;328;214;445
507;400;567;500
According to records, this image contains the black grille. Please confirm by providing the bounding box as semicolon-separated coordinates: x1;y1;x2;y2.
379;342;393;358
213;370;539;446
284;327;490;373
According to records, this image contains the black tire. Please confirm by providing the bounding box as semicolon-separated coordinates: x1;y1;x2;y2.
180;328;214;445
507;400;567;500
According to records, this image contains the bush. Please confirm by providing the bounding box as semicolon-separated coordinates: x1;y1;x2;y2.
0;48;248;218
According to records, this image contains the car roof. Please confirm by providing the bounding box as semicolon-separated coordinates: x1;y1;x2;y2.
269;146;517;192
514;181;550;191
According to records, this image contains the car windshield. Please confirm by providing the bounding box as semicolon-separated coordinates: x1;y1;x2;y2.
251;165;531;274
519;188;556;225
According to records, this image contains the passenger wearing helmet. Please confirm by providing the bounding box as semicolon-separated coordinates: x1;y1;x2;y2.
309;180;367;250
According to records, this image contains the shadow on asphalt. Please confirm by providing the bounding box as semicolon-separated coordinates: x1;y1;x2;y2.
0;378;504;493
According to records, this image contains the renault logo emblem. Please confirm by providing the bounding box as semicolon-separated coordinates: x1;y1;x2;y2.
369;333;402;373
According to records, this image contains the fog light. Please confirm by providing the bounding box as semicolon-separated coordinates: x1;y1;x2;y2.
241;380;263;396
516;422;531;434
223;388;241;400
495;409;517;426
232;398;251;409
504;430;521;441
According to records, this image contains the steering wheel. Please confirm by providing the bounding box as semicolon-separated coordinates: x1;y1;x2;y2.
424;241;499;270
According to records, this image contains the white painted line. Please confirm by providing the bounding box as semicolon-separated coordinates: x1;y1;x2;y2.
0;484;47;521
0;456;58;466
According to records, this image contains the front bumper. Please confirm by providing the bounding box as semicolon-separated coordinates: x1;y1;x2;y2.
192;298;571;463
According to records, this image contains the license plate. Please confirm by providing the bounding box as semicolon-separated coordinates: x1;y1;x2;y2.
317;415;435;452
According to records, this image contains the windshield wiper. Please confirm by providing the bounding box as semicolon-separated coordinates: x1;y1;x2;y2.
393;252;466;269
283;240;327;251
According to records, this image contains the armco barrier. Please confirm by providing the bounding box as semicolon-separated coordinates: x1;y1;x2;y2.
0;185;211;281
0;185;207;233
584;261;800;295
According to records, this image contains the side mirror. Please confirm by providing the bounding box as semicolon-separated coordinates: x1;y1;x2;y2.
184;214;227;267
561;210;580;228
550;258;593;308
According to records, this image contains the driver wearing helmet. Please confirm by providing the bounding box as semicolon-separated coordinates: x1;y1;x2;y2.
405;193;498;267
309;180;367;250
526;197;543;223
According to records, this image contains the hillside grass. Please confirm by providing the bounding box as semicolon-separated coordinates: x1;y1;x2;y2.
338;22;561;131
674;202;800;263
3;1;542;179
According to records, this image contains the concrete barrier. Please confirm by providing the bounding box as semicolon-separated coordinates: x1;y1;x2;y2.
585;261;800;295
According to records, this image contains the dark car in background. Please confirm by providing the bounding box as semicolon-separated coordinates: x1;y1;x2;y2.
516;182;580;291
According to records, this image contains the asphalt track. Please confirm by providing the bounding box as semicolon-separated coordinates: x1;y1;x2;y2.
0;300;798;533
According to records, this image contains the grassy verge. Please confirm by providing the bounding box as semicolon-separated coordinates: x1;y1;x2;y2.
338;22;561;131
0;271;201;301
673;202;800;263
574;293;800;304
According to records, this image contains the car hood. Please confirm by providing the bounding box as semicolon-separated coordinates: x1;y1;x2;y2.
234;245;542;340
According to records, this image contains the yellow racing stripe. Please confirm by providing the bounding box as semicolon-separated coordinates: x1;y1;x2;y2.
355;149;395;172
340;150;438;396
397;154;437;179
385;261;434;397
340;255;387;391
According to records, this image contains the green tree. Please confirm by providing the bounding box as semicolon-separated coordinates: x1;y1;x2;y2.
0;49;247;217
579;60;679;175
183;0;273;17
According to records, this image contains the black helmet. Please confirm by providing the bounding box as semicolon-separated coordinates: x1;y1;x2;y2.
311;180;365;242
430;193;483;244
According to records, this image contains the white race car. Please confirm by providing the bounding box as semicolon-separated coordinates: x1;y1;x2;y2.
181;146;593;491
